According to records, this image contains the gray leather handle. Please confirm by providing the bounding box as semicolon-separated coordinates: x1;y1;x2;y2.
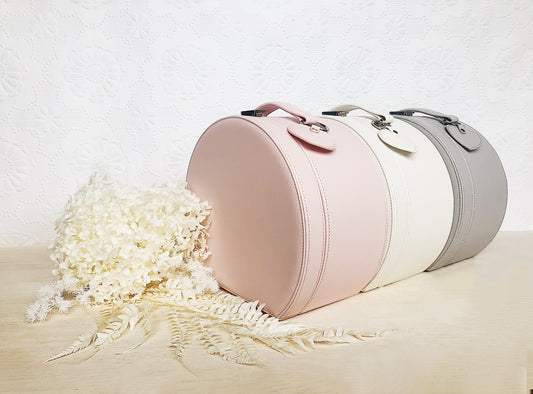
390;108;459;125
392;108;482;152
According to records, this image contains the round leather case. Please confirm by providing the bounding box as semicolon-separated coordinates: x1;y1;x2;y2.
390;108;508;271
187;102;391;319
322;105;454;290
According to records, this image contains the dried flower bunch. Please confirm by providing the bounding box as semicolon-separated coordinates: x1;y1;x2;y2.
26;171;380;365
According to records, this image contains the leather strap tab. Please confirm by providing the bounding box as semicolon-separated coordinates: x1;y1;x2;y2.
241;102;335;151
391;108;481;151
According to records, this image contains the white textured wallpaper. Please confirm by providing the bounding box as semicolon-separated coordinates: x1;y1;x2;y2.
0;0;532;246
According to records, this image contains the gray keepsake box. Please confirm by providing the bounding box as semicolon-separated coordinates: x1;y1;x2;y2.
390;108;508;271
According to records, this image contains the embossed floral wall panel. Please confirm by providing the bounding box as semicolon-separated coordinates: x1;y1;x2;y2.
1;0;532;246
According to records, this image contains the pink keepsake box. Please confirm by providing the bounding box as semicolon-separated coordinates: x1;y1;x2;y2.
187;102;390;319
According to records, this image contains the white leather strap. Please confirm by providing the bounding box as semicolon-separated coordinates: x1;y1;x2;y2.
325;104;395;124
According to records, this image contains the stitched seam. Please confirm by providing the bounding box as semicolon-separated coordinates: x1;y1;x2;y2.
298;144;330;313
399;117;464;267
323;117;392;288
268;117;311;318
415;120;505;263
368;150;410;288
447;162;475;263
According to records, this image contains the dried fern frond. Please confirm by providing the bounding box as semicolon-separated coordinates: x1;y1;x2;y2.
96;304;116;324
195;317;237;362
230;333;257;365
139;302;153;339
168;308;198;375
255;336;298;356
116;302;154;354
146;291;385;365
46;328;98;362
267;327;381;354
169;309;192;361
94;304;141;350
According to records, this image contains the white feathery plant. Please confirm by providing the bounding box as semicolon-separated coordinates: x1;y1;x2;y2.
26;171;383;366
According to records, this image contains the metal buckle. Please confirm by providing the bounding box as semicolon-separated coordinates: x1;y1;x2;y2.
307;121;329;132
301;117;329;132
371;119;391;130
440;118;459;126
321;110;347;117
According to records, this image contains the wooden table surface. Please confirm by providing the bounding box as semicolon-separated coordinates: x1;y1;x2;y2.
1;231;532;393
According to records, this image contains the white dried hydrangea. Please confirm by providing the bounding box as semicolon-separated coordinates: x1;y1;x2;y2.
27;171;382;364
27;171;217;321
25;276;78;323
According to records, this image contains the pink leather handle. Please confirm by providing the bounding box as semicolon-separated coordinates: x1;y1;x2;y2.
242;102;322;126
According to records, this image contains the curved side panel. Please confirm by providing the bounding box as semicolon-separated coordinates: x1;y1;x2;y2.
323;115;454;290
296;116;392;312
394;115;508;270
186;117;305;318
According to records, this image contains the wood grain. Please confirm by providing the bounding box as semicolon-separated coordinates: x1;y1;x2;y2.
1;232;532;393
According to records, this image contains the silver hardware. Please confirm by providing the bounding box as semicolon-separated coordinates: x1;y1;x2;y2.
321;110;348;117
371;119;391;130
390;110;459;126
241;109;269;117
300;117;329;132
309;121;329;132
440;118;459;126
